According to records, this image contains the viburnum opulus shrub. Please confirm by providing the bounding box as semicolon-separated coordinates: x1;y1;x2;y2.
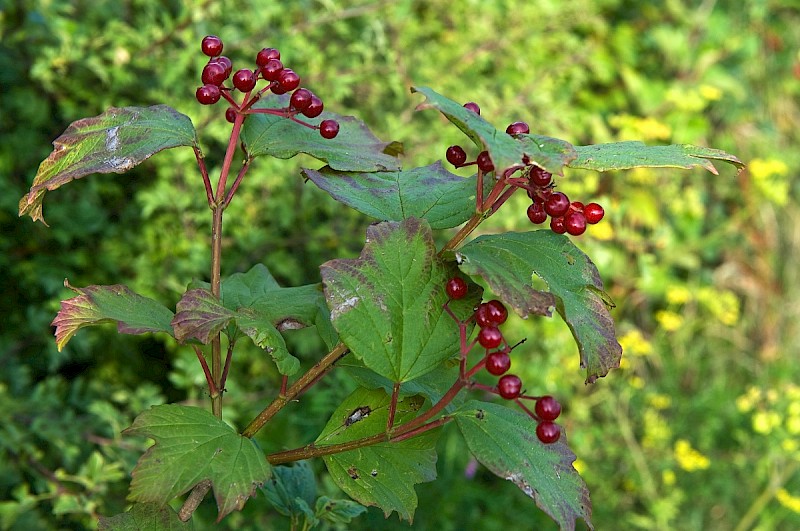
18;36;744;529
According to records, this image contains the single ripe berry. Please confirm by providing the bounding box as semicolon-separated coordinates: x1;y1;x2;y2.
476;151;494;173
232;69;257;92
195;84;221;105
303;95;324;118
260;58;284;81
201;35;223;57
534;395;562;421
485;300;508;325
544;192;570;217
478;326;503;349
319;119;340;139
584;202;605;224
256;47;281;66
536;421;561;444
445;277;468;300
530;166;552;187
212;56;233;77
497;374;522;399
463;101;481;114
290;88;313;111
485;351;511;376
225;108;237;123
506;121;530;135
527;202;547;224
446;145;467;167
565;211;587;236
202;61;227;86
550;216;566;234
278;69;300;91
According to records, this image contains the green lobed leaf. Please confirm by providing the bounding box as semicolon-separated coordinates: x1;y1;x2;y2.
315;496;367;524
455;401;593;531
52;281;175;351
316;387;438;522
171;289;237;344
320;218;481;383
569;142;745;174
457;230;621;383
411;86;577;175
240;94;401;172
302;162;494;230
260;461;317;519
98;503;193;531
123;405;271;521
19;105;197;225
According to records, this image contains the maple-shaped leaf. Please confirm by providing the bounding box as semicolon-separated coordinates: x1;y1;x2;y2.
123;404;271;522
52;281;175;351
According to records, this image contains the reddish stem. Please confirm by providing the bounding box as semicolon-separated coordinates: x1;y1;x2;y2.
219;341;234;392
387;382;401;431
192;346;218;397
193;146;214;206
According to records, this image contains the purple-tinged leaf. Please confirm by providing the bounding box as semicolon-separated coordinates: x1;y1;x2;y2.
19;105;197;225
171;289;236;344
569;142;745;174
123;404;271;522
455;401;593;530
457;230;621;383
52;281;174;351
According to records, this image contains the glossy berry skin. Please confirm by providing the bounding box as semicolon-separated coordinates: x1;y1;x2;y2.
445;277;468;299
584;202;605;224
544;192;570;217
232;69;256;92
477;326;503;349
319;119;340;139
506;121;530;135
476;151;494;173
536;421;561;444
303;95;324;118
534;395;562;421
212;56;232;77
527;202;547;224
278;69;301;91
260;59;284;81
201;35;223;57
195;84;221;105
463;101;481;114
550;216;566;234
485;300;508;325
290;88;313;111
202;62;227;86
485;351;511;376
565;211;587;236
497;374;522;399
530;166;552;187
446;145;467;167
225;108;237;123
256;47;280;66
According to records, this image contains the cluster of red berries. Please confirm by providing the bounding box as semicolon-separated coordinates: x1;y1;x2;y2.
525;166;604;236
445;277;562;444
196;35;339;139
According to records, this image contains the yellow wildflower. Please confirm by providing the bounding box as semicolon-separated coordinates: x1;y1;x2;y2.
674;439;710;471
777;489;800;514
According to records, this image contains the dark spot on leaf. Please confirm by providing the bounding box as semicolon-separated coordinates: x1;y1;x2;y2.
476;409;485;420
345;406;371;426
347;466;360;480
371;469;378;477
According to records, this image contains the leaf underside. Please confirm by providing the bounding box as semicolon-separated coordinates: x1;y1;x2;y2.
98;503;192;531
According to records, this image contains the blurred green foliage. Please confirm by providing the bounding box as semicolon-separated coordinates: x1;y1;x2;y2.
2;0;799;529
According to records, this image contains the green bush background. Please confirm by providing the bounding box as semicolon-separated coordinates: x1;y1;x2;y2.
2;0;799;529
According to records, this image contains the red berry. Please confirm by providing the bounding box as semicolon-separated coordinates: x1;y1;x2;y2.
565;211;587;236
497;374;522;399
478;326;503;349
544;192;570;217
506;121;530;135
202;61;227;86
445;277;468;300
530;166;552;187
536;421;561;444
201;35;223;57
446;145;467;167
474;303;496;327
550;216;566;234
232;69;256;92
485;351;511;376
290;88;313;111
319;119;340;139
463;101;481;114
485;300;508;325
260;58;284;81
303;95;324;118
278;69;300;91
212;56;232;77
195;84;221;105
225;108;237;123
256;47;280;66
476;151;494;173
584;202;605;224
527;202;547;224
534;396;562;421
271;83;287;95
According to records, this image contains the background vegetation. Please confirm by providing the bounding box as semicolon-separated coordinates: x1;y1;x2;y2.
2;0;799;529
